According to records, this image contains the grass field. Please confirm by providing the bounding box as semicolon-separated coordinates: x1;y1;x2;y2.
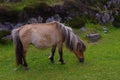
0;25;120;80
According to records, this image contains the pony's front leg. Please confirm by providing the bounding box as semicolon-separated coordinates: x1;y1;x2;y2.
22;43;29;70
48;45;57;63
58;44;65;64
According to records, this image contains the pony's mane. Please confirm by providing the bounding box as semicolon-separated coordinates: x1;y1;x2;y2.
55;21;86;52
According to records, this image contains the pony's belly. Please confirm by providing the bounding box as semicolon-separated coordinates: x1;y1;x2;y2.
31;30;59;48
31;38;56;49
35;42;53;48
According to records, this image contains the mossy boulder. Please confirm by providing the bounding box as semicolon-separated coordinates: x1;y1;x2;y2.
0;30;10;38
0;30;11;43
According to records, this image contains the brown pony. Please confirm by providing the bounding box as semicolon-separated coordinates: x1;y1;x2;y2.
12;21;86;69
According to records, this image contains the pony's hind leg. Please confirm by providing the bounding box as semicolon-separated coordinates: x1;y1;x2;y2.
22;43;29;70
22;51;29;70
48;45;57;63
58;43;65;64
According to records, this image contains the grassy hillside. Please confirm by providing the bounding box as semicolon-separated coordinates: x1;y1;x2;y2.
0;0;64;11
0;24;120;80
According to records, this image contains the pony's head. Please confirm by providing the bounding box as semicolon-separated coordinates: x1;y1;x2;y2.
73;42;86;63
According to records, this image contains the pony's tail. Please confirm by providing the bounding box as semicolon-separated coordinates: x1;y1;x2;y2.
12;29;23;66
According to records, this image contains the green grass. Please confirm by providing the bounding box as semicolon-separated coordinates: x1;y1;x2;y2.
0;24;120;80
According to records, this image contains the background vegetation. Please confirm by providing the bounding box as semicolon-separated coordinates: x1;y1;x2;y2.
0;0;64;11
0;0;120;27
0;0;120;80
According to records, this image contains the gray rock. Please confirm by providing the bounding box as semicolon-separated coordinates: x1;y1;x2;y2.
103;26;108;33
4;22;14;30
0;22;13;31
14;23;24;29
37;16;43;23
80;27;87;32
27;18;38;24
53;14;61;22
2;35;12;40
86;33;101;43
46;17;54;23
46;14;61;23
102;13;110;24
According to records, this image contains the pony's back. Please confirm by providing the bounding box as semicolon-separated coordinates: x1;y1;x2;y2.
13;22;64;48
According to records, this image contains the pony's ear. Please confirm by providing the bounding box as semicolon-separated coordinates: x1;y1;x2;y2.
77;42;86;52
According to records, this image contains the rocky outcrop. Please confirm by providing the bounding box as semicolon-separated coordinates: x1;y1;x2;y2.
0;22;13;42
86;33;101;43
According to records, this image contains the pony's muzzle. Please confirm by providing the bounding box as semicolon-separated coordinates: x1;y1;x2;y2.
79;58;84;63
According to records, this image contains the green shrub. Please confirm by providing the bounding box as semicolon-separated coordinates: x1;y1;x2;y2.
0;30;11;43
66;17;86;28
113;15;120;28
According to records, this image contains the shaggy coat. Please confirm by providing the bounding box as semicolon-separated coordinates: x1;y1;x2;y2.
12;21;86;69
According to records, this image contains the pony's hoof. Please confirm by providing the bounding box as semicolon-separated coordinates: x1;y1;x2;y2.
48;57;54;63
49;59;55;64
58;59;65;64
61;61;66;64
50;60;55;64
